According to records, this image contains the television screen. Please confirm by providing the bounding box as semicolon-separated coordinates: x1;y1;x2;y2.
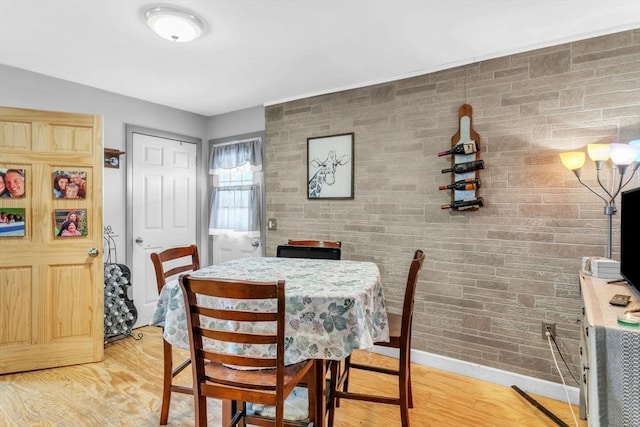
620;186;640;292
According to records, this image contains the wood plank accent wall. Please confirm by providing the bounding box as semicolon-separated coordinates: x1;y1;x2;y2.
264;29;640;383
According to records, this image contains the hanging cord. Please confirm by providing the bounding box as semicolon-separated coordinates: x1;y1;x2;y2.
549;333;580;385
546;331;580;427
464;65;467;103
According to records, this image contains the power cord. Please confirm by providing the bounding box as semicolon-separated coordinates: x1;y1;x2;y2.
548;331;580;386
546;330;579;427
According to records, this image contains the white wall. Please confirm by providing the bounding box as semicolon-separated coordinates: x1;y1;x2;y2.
0;65;267;264
0;64;208;261
207;105;265;140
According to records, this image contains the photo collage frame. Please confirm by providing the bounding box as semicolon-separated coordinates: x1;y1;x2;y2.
0;167;90;238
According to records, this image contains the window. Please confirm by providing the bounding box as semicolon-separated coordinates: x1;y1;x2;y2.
208;138;262;236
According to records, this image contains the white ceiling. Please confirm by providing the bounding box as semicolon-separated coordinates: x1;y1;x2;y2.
1;1;638;117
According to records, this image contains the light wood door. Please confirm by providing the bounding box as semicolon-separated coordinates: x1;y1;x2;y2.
0;106;104;374
131;132;197;328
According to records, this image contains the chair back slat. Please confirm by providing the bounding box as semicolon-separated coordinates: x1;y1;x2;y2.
189;278;278;299
200;328;277;345
196;306;277;323
150;245;200;293
287;239;342;249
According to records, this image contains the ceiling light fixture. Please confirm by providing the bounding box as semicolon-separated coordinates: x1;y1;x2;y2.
145;6;204;43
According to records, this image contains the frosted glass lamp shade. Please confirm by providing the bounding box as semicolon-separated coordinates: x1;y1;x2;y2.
560;152;586;171
629;140;640;162
587;144;610;162
145;7;204;42
609;143;639;166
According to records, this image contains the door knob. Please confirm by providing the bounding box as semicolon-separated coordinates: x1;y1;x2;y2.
251;240;260;248
135;237;144;243
88;248;99;257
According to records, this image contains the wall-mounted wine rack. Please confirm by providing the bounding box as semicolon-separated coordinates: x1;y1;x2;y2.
439;104;484;211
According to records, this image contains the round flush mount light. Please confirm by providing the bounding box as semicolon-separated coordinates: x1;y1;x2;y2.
145;6;204;42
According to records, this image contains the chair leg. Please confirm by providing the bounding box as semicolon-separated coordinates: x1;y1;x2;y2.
399;349;411;426
408;363;413;408
307;361;319;427
327;360;339;427
337;355;351;408
160;340;173;425
195;394;208;427
399;383;410;427
405;350;413;408
276;399;284;427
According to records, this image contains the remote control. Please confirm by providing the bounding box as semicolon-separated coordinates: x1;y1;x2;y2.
609;294;631;306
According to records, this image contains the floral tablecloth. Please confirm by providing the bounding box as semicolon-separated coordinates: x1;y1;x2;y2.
151;257;389;365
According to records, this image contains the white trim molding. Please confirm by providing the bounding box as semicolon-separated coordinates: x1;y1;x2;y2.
371;346;580;405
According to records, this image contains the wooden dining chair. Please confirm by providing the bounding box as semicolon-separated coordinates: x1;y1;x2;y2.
277;238;342;422
150;244;200;425
279;239;342;260
329;249;425;427
287;239;342;249
276;245;341;260
179;274;316;427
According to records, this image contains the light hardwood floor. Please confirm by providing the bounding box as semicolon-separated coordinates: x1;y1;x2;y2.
0;326;585;427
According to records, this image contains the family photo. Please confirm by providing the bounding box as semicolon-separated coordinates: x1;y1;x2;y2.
52;170;87;199
0;207;26;237
0;168;26;198
54;209;88;237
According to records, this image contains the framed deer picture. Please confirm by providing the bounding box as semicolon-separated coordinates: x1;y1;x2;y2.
307;133;354;199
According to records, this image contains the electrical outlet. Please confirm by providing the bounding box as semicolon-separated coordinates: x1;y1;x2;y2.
541;322;556;339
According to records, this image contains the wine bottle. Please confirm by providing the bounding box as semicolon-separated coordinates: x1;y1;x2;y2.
441;159;484;174
439;178;481;191
437;140;479;157
441;197;484;210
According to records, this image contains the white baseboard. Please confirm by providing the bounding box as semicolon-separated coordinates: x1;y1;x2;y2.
370;346;580;405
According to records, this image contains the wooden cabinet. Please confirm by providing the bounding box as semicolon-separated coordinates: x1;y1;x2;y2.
579;273;640;426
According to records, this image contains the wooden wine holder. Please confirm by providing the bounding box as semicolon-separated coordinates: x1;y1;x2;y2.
447;104;482;210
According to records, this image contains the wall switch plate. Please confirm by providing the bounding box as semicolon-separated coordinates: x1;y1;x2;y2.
267;218;278;231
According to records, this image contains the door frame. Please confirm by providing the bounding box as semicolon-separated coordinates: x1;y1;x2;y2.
209;131;266;265
125;124;203;271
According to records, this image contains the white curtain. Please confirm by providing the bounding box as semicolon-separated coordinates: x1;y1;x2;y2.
208;138;262;236
209;137;262;175
209;184;261;236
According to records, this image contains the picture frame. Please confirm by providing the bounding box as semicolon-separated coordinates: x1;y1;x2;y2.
307;133;354;199
0;207;26;237
52;170;87;199
0;168;26;198
54;209;88;238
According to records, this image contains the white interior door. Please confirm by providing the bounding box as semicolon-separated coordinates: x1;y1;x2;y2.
211;234;261;264
131;133;197;328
